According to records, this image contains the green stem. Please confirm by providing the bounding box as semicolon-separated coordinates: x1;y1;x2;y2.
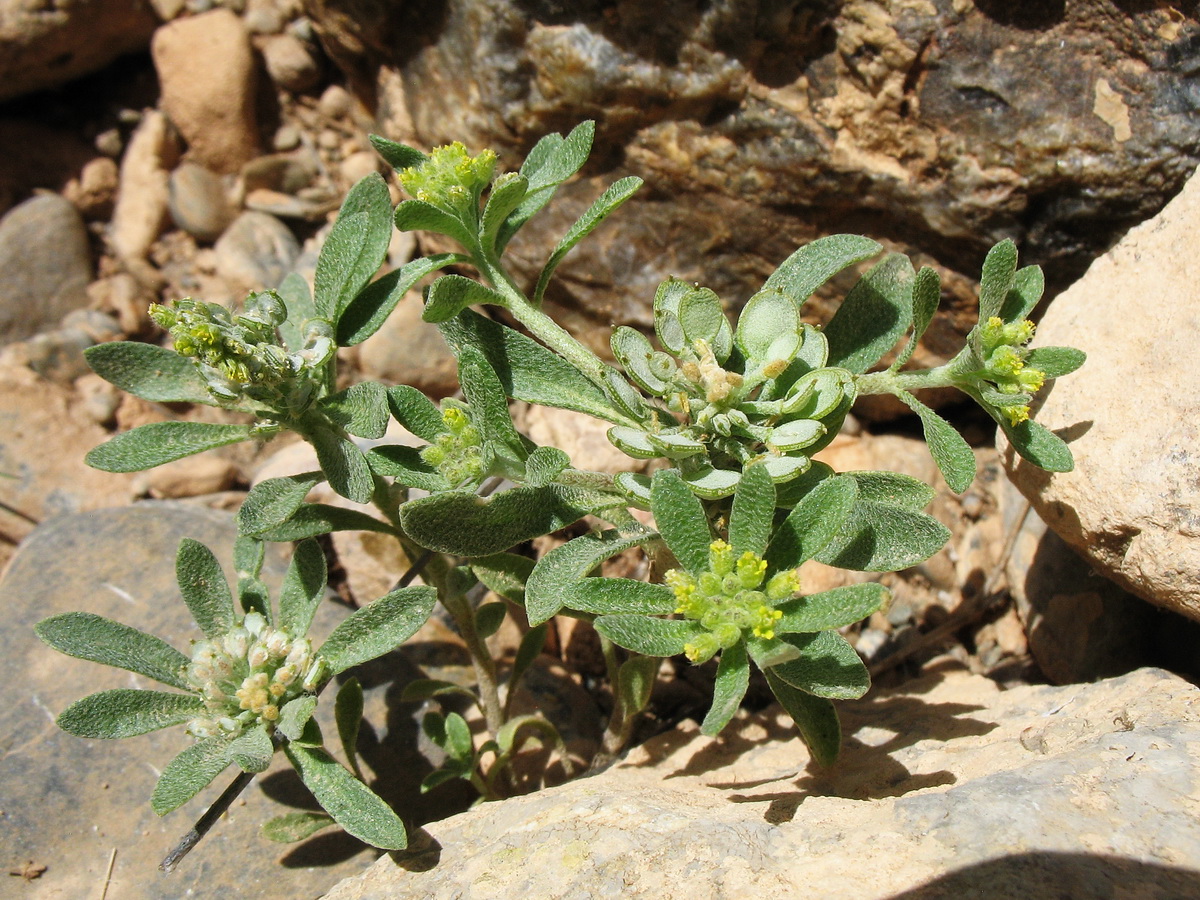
854;362;960;397
595;635;632;765
441;588;505;738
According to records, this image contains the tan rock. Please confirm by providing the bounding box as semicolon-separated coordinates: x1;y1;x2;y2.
1001;169;1200;622
108;110;176;262
514;403;646;476
152;9;260;174
137;452;238;499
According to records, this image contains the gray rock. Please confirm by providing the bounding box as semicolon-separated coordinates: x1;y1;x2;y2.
322;667;1200;899
168;162;235;242
0;194;92;344
261;33;323;93
214;210;300;293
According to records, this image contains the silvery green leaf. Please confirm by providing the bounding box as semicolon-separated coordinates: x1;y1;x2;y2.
775;583;889;633
497;121;596;250
677;285;724;346
815;496;950;572
850;470;937;509
151;737;232;815
256;503;396;541
319;382;389;440
369;134;427;171
314;173;393;320
701;641;749;736
276;272;316;354
824;252;914;374
655;308;685;355
615;471;653;506
784;369;850;419
618;655;660;717
602;366;648;420
999;264;1045;323
86;422;254;473
480;172;529;252
176;538;235;638
366;445;449;492
470;553;535;604
278;539;326;639
442;712;475;761
767;474;858;570
891;265;942;371
794;324;829;371
400;679;479;704
977;239;1018;323
238;472;323;537
386;385;447;442
768;631;870;699
333;678;364;778
682;466;740;499
564;578;677;615
234;533;265;580
35;613;191;691
84;342;215;405
393;199;476;248
533;176;642;305
607;426;659;459
735;289;799;362
764;670;841;766
277;695;318;742
261;811;335;843
57;689;205;738
729;462;775;558
1026;346;1086;378
611;326;670;395
650;468;712;575
895;391;976;494
318;585;437;676
337;253;469;346
768;418;825;452
525;523;655;624
286;744;408;850
761;454;810;483
524;446;571;487
229;724;274;773
761;234;882;309
593;614;704;657
310;426;374;504
649;431;707;457
458;344;526;463
474;602;508;639
997;417;1075;472
423;274;508;323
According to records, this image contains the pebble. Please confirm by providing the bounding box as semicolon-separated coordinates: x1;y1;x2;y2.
261;33;322;93
0;193;92;345
243;0;284;33
213;210;300;293
272;124;302;151
64;156;120;220
74;373;123;426
108;110;175;262
87;272;154;335
340;149;380;185
318;84;353;119
318;128;343;151
168;161;235;242
94;127;124;157
136;453;239;498
241;150;319;194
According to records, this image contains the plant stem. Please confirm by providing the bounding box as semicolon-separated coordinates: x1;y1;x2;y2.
854;362;960;396
593;636;634;768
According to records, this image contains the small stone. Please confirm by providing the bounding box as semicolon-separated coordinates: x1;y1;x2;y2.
339;149;380;186
24;328;94;383
168;161;235;242
317;128;342;151
317;84;353;119
272;124;302;151
148;0;187;18
213;210;299;293
94;128;124;158
75;373;123;426
243;0;285;34
61;309;123;344
0;194;92;345
87;273;154;336
137;453;239;498
108;110;176;262
261;33;322;93
241;151;319;194
356;291;460;397
64;157;120;220
243;188;336;221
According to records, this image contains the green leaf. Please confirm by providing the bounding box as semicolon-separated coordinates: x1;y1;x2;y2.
533;176;642;305
496;121;596;250
393;199;476;248
815;501;950;572
256;504;396;541
238;472;323;537
525;525;654;625
400;678;479;705
617;655;660;717
176;538;235;639
735;289;800;364
977;239;1018;323
310;427;374;504
400;484;621;558
474;602;509;639
386;385;448;442
84;342;214;405
318;586;438;675
285;744;408;850
701;641;750;736
458;344;526;463
611;326;670;395
314;173;393;320
443;712;474;761
1000;264;1044;322
365;445;449;492
766;474;859;570
35;613;190;691
262;811;335;843
369;134;427;171
998;417;1075;472
768;631;870;699
650;469;712;575
228;724;274;773
895;391;976;493
564;578;677;615
763;671;842;767
151;736;232;815
319;382;389;440
334;677;364;779
57;689;204;738
593;614;704;657
423;274;509;324
278;539;327;639
729;463;775;559
480;173;530;253
85;422;253;473
775;583;889;633
824;252;914;374
892;266;942;371
337;253;469;346
276;272;317;354
277;695;318;742
1026;346;1086;378
234;535;269;618
523;446;571;488
848;470;936;509
439;311;627;425
509;623;548;697
761;234;882;310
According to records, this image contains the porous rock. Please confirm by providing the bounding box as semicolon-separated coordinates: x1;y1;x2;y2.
322;666;1200;899
1001;168;1200;622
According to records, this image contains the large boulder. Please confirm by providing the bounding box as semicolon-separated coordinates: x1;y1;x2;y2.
1001;168;1200;623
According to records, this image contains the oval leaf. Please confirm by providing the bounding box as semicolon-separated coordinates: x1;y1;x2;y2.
775;583;889;634
285;744;407;850
86;422;253;473
151;736;233;815
525;525;655;625
593;614;704;657
36;613;190;691
84;342;214;405
318;585;437;676
57;689;204;739
769;631;871;699
176;538;235;639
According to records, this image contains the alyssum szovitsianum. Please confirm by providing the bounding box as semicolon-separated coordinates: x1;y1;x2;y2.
38;120;1085;858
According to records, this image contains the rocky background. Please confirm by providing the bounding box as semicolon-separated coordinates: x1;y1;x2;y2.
1;1;1198;898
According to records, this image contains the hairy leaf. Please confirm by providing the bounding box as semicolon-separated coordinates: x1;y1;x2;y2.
286;744;407;849
278;539;327;638
369;134;427;171
701;641;750;736
564;578;676;615
977;239;1018;323
337;253;468;346
766;474;858;570
729;462;775;558
1026;346;1086;378
319;585;438;675
229;724;274;773
386;384;448;441
526;525;655;625
824;252;914;373
84;342;214;405
762;234;882;309
36;613;191;691
256;504;396;541
593;614;704;657
261;811;335;843
319;382;389;440
998;417;1075;472
86;422;253;473
277;695;318;742
57;689;204;738
764;671;841;767
176;538;235;638
895;391;976;494
238;472;323;537
892;266;942;371
650;469;712;575
314;173;393;320
775;583;889;633
151;737;232;815
310;427;374;504
768;631;870;699
423;274;508;323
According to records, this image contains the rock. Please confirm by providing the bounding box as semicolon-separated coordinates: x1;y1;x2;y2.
322;666;1200;899
339;150;380;186
514;403;646;476
1001;168;1200;622
152;9;260;174
63;156;120;221
244;0;285;34
213;211;300;293
242;150;320;194
87;272;156;336
317;84;353;120
272;124;302;151
0;0;157;102
316;0;1200;365
0;503;375;900
168;161;235;242
355;291;460;397
261;33;322;93
136;453;239;499
0;193;92;344
22;311;122;384
109;110;178;263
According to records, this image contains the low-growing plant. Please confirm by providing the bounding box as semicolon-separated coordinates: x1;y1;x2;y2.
36;121;1084;867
